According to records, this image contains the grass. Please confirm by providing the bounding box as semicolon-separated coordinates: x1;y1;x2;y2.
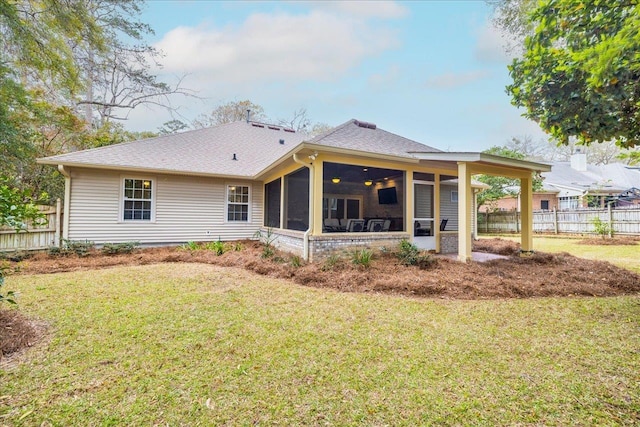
481;234;640;274
1;264;639;425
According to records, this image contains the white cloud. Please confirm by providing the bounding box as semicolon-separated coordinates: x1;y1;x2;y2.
154;9;401;85
473;21;517;64
425;70;492;89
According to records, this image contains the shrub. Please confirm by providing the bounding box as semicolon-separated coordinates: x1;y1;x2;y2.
204;240;227;256
254;229;277;259
351;248;373;268
180;241;200;251
321;254;341;271
397;239;437;269
290;255;302;267
49;239;95;257
101;241;140;255
397;239;420;266
591;216;611;239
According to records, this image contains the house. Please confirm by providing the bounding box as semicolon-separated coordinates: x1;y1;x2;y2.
39;119;550;262
482;150;640;212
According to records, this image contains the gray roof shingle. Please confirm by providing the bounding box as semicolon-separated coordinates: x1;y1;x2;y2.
39;119;442;177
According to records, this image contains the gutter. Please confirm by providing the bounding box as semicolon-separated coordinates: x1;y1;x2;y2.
292;153;314;261
57;165;71;242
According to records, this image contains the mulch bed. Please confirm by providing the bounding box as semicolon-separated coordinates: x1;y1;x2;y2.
2;238;639;360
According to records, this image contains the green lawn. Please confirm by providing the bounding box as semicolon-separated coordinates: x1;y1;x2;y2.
1;264;638;425
482;234;640;274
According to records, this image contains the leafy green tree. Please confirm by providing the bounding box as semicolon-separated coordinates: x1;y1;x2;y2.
507;0;640;149
476;146;544;211
618;148;640;166
0;177;46;231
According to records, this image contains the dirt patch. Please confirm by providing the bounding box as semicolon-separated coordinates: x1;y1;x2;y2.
0;309;39;360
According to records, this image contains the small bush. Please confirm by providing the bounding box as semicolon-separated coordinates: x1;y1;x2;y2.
351;248;373;268
232;242;244;251
290;255;302;267
49;239;95;257
591;217;611;239
204;240;227;256
397;239;437;269
101;241;140;255
321;254;341;271
180;241;200;251
397;239;420;266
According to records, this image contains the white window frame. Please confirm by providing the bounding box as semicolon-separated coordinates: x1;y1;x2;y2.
451;190;459;203
226;184;251;222
119;176;156;222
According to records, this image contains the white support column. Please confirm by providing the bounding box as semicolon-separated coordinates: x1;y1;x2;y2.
457;162;472;262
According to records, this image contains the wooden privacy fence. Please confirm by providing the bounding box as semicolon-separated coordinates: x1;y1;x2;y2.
478;206;640;235
0;199;62;252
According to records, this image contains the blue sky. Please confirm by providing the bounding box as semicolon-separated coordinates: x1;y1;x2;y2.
126;0;548;152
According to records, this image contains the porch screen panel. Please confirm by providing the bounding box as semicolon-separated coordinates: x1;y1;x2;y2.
346;199;360;219
414;184;433;218
284;168;309;231
264;178;281;227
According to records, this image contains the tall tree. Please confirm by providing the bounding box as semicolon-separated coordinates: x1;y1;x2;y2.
506;0;640;149
192;100;267;128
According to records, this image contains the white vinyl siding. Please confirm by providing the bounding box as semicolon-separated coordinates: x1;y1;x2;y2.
440;184;459;231
67;168;263;244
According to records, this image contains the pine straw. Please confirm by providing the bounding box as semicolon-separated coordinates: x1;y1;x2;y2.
0;309;38;359
4;239;639;301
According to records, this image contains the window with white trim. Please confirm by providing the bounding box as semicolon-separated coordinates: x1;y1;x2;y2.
227;185;250;221
123;178;153;220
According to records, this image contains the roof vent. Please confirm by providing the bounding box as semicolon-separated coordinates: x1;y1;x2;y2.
268;126;280;130
279;139;285;144
232;153;237;161
284;128;295;133
354;120;376;129
251;123;264;128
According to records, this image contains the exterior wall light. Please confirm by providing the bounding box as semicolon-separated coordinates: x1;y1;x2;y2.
364;179;373;186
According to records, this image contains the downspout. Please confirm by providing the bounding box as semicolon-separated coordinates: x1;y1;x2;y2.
57;165;71;242
292;153;314;261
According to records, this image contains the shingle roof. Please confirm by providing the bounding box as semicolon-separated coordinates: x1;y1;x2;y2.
39;119;442;177
309;119;442;157
542;162;640;193
40;121;307;177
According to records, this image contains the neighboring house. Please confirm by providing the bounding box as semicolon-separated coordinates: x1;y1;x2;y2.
480;151;640;212
39;119;550;262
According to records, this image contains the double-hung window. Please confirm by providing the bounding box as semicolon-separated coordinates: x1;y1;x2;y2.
227;185;250;222
123;178;153;220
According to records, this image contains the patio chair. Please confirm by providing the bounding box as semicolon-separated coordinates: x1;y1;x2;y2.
324;218;341;232
382;219;391;232
440;218;448;231
367;219;385;232
345;219;366;232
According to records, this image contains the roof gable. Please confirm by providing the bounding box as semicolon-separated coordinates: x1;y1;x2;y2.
309;119;442;157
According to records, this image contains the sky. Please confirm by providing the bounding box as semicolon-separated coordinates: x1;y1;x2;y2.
125;0;548;152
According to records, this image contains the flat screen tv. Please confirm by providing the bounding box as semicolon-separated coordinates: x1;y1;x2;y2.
378;187;398;204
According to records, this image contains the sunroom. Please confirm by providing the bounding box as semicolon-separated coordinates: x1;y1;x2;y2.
258;146;550;263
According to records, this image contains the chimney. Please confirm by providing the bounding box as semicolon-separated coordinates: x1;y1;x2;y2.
570;148;587;171
246;109;251;123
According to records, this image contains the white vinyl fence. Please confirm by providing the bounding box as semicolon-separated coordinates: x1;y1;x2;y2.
0;199;62;252
478;206;640;235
